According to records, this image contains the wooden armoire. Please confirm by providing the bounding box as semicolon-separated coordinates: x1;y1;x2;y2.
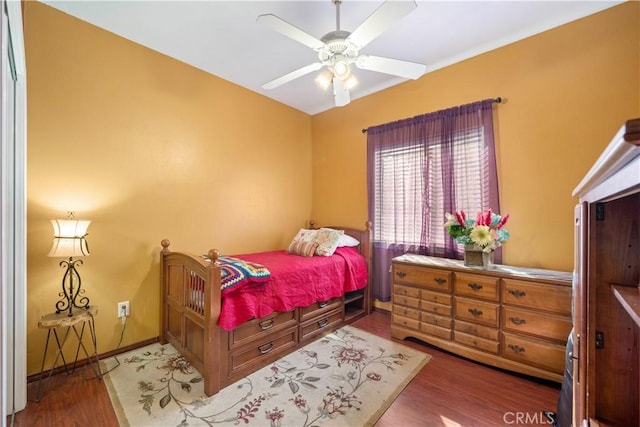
572;118;640;426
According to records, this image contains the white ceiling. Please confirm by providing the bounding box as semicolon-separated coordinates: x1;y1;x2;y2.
41;0;621;115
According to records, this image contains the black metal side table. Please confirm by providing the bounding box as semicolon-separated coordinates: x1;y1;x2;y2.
35;305;102;402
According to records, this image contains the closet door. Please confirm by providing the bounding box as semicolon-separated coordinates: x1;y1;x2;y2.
1;0;27;418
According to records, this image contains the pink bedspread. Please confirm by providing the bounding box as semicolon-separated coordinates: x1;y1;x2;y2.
218;246;368;331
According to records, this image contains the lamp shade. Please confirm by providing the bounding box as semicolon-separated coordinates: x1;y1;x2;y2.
48;219;90;257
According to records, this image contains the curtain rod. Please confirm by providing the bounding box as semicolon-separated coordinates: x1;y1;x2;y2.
361;97;503;134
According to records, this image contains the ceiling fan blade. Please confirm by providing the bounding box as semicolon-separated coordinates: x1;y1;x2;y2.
262;63;324;90
347;0;417;49
356;55;425;79
257;14;326;50
333;78;350;107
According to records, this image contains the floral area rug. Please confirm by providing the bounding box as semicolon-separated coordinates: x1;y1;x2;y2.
102;325;431;427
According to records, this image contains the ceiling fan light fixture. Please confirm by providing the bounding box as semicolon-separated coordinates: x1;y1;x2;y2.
344;74;358;90
315;69;333;90
332;57;351;80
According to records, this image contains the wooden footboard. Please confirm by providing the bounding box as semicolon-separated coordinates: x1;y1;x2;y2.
160;241;222;396
159;222;372;397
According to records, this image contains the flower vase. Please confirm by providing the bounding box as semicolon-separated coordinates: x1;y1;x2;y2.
464;245;494;269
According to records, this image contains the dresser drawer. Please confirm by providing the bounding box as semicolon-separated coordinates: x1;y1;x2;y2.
394;284;421;299
229;310;297;349
454;331;500;354
300;308;343;343
421;289;452;306
502;332;566;374
393;304;421;320
502;307;572;342
299;297;343;322
454;273;499;301
393;264;452;292
422;312;453;329
392;313;420;331
454;319;499;341
421;322;452;340
394;294;421;309
502;279;571;315
421;300;452;317
227;327;298;377
454;297;499;327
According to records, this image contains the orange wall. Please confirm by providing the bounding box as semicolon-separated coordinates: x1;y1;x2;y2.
23;2;639;376
24;2;312;375
312;2;639;271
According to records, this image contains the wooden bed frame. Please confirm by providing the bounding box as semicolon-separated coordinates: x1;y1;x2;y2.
159;222;372;396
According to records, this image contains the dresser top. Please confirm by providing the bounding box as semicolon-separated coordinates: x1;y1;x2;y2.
393;254;573;284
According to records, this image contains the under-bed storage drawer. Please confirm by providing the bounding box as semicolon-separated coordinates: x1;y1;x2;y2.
300;308;343;343
227;326;298;381
229;310;297;350
299;297;343;322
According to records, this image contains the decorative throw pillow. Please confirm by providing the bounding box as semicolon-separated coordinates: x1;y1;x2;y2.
314;228;344;256
287;239;319;257
287;229;319;257
290;228;318;244
337;233;360;247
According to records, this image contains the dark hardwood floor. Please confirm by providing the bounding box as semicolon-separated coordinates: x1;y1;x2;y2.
8;310;560;426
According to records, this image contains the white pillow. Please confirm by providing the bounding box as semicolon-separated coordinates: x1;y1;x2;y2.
314;228;344;256
337;233;360;247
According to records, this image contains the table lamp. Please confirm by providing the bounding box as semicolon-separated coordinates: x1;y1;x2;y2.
48;215;91;317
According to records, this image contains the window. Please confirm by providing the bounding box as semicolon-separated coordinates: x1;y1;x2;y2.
373;127;486;252
366;99;499;301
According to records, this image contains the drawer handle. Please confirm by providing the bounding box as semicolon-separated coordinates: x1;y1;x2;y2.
468;308;483;317
258;341;274;354
508;344;525;354
396;271;407;278
468;283;483;291
508;289;526;298
317;318;329;328
434;277;446;285
258;318;274;330
509;317;526;325
318;301;328;308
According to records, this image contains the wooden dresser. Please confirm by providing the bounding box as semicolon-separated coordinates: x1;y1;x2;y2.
391;255;572;382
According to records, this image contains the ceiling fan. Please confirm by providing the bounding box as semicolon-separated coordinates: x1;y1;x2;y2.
258;0;426;107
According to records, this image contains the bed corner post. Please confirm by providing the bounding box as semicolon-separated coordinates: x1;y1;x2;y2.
363;221;373;315
159;239;171;344
204;248;222;397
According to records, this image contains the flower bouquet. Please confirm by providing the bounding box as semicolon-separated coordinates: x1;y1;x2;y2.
444;209;510;253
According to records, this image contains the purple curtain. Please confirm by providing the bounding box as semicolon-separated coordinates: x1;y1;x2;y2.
366;99;500;302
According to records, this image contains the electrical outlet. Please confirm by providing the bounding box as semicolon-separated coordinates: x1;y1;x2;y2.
117;301;130;318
